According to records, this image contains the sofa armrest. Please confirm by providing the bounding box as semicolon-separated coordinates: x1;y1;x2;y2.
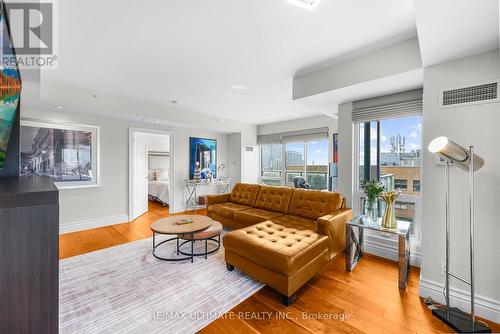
317;208;353;260
206;193;230;206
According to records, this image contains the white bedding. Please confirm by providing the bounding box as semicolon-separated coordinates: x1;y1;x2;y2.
148;180;169;205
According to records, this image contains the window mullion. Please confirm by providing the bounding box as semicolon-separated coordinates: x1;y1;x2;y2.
363;122;370;181
376;121;381;181
304;143;307;181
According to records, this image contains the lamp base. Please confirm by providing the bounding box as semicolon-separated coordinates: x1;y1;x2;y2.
432;307;491;333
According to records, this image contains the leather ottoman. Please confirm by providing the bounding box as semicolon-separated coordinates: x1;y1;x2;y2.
223;220;330;305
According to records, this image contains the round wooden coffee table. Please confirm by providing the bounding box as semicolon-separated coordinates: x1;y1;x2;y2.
151;215;220;262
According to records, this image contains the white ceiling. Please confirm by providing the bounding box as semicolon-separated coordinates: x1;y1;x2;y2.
40;0;417;125
414;0;499;67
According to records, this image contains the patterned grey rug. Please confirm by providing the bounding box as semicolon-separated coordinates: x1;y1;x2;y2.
59;234;263;334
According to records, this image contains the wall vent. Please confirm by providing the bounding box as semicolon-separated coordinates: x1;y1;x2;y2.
440;81;499;108
245;146;254;152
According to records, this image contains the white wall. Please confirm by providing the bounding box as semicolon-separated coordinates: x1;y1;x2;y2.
419;49;500;322
337;103;354;207
22;108;231;233
227;133;241;188
147;134;170;171
147;134;170;153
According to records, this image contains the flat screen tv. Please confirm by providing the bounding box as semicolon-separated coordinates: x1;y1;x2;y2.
0;1;21;170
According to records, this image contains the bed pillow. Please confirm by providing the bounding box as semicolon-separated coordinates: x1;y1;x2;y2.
156;169;169;181
148;169;157;181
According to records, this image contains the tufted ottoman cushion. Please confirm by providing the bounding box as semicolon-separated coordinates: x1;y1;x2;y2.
223;221;329;276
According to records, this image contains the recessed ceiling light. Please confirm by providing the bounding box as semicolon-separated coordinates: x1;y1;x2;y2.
155;120;160;124
231;84;248;90
56;105;64;109
287;0;321;10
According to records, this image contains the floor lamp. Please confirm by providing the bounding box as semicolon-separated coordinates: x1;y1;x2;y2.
428;137;490;333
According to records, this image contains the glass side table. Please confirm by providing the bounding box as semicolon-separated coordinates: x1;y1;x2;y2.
184;179;231;212
345;215;412;290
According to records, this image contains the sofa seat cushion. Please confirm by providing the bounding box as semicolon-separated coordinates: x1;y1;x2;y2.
229;183;261;207
288;189;343;220
207;202;252;220
271;215;317;232
233;208;283;226
223;221;329;276
254;186;294;214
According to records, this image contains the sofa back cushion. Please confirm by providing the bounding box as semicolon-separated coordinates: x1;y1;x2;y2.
229;183;261;207
289;189;343;220
254;186;294;214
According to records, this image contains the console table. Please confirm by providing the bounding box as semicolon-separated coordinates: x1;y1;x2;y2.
0;176;59;333
184;179;230;212
345;215;411;290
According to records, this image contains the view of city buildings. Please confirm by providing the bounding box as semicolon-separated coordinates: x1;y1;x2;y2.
261;141;329;190
358;116;422;234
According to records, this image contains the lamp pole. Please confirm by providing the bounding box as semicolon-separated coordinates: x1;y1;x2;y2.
445;160;450;318
469;146;475;330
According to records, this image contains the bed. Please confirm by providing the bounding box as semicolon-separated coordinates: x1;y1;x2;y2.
148;180;169;206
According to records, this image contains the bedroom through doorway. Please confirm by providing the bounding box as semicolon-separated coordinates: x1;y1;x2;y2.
129;129;173;220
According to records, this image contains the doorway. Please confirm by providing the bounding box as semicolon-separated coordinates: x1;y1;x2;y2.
129;128;173;221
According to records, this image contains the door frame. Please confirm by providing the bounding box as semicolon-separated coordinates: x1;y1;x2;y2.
129;127;174;221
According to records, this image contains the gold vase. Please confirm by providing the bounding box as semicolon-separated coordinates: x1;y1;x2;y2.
380;191;399;229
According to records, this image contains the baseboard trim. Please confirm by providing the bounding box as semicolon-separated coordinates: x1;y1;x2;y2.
60;214;129;234
419;278;500;323
363;232;422;267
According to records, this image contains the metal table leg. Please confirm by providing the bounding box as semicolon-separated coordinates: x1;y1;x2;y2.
398;232;410;290
346;224;363;272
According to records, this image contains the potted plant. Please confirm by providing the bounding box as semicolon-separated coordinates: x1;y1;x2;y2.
360;180;385;222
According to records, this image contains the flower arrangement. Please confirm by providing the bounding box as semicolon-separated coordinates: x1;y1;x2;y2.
360;180;385;204
361;180;385;221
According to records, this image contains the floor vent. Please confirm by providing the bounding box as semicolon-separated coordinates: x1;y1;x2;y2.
440;81;499;108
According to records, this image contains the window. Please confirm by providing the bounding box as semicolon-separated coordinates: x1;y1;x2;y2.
413;180;420;192
260;143;283;186
306;141;328;190
260;140;329;190
285;143;305;187
355;115;422;240
394;179;407;191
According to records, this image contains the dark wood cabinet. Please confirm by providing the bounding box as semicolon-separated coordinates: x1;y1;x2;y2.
0;176;59;334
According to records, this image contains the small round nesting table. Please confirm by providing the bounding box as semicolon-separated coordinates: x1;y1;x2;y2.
151;215;222;263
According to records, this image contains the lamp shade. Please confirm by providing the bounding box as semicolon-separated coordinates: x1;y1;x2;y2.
428;136;484;171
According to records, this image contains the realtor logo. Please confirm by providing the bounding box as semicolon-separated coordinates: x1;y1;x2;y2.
2;1;57;69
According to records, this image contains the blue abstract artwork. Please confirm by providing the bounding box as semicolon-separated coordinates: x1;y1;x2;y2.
189;137;217;179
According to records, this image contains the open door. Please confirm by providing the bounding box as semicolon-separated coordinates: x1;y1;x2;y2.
132;132;148;219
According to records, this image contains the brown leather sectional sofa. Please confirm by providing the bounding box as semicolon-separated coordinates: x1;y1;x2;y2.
206;183;352;305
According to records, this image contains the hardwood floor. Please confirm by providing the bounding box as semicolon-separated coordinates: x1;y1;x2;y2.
59;201;191;259
60;203;500;333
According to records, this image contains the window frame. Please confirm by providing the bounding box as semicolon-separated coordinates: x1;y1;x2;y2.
260;140;329;190
394;179;408;191
260;143;283;186
353;119;422;244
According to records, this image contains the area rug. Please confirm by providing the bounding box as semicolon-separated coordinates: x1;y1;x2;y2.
59;234;263;334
